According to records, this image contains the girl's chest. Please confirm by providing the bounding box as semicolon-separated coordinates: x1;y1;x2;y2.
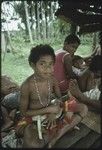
29;81;54;101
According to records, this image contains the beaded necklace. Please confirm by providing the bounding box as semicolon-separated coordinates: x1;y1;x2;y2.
34;76;51;107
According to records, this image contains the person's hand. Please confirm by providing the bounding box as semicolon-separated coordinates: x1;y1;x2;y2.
66;111;73;120
43;113;57;129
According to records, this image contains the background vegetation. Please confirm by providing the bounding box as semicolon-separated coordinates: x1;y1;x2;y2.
1;1;99;85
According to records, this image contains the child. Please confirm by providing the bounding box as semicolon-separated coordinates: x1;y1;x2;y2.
1;75;20;132
1;75;20;99
69;55;101;112
54;34;93;93
1;91;20;132
54;34;81;95
16;44;88;148
72;55;87;76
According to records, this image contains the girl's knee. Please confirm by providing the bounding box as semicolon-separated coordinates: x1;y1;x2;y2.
23;125;44;148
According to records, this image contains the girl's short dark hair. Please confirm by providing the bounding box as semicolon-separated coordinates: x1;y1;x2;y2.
28;44;55;65
64;34;81;45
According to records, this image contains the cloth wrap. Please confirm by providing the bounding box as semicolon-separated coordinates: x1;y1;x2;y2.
15;97;78;139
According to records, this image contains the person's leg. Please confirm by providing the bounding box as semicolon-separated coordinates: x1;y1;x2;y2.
1;105;14;131
1;92;20;131
77;69;91;92
48;103;88;148
23;124;47;148
9;108;17;120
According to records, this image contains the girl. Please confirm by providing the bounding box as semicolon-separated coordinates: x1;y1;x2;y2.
16;44;88;148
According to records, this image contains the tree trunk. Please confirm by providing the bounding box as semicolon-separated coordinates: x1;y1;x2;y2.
39;1;44;39
49;2;53;38
1;32;8;61
42;1;46;40
45;1;48;39
35;1;40;40
24;1;33;44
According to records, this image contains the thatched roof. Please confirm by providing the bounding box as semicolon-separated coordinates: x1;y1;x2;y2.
55;0;102;34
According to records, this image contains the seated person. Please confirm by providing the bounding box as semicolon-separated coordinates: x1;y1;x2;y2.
79;32;102;91
84;32;102;66
69;79;101;112
1;75;20;99
69;55;101;112
72;55;88;76
84;55;102;91
53;34;93;93
15;44;88;148
1;91;20;131
54;34;81;95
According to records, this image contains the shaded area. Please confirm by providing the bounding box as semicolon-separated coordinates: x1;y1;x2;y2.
53;123;101;148
55;0;102;34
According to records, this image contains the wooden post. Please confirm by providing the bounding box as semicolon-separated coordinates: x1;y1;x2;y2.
70;23;77;34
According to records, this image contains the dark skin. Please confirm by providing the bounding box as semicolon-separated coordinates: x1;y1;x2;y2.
63;42;79;79
20;75;61;116
64;54;77;79
63;42;94;92
20;55;88;148
20;75;62;147
69;79;101;111
20;55;62;147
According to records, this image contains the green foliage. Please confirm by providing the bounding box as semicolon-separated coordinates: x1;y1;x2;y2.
2;53;33;85
2;31;93;85
1;1;99;85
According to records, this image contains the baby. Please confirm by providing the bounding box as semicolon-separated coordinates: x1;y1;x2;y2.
72;55;87;76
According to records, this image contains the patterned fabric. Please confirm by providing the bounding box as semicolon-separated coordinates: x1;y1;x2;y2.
1;130;17;148
83;87;101;100
15;98;78;138
1;97;78;148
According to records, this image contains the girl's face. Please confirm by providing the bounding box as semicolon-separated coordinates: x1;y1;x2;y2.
65;42;79;56
33;55;54;79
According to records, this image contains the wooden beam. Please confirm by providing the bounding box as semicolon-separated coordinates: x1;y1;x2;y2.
79;24;102;34
58;0;102;8
55;8;102;25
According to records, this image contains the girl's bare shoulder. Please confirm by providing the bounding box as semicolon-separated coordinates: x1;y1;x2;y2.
21;74;34;87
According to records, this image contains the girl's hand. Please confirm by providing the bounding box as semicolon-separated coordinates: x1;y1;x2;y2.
43;113;57;129
66;111;73;120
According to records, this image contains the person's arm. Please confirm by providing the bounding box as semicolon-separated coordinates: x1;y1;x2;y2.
64;54;77;79
19;81;60;117
69;80;101;110
76;91;100;109
52;77;62;98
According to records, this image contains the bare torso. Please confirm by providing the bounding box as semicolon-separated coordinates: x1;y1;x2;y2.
29;76;54;109
20;74;60;112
